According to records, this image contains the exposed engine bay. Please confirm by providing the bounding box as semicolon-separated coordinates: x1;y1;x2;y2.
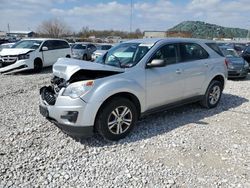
40;69;121;105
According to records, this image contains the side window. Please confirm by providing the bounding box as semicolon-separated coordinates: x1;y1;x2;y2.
180;43;209;62
151;44;178;65
57;41;69;49
51;40;63;50
206;43;224;56
89;44;96;51
42;41;54;50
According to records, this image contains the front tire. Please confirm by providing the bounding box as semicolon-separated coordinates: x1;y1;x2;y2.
34;59;43;73
200;80;223;108
95;98;138;141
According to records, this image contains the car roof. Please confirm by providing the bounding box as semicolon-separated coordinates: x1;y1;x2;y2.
125;37;213;45
20;38;68;42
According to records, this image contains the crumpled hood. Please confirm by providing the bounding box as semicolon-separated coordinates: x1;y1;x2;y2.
53;58;125;81
0;48;34;56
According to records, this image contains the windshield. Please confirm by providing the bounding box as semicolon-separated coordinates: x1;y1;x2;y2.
221;48;239;58
97;45;112;50
97;42;152;68
12;40;42;49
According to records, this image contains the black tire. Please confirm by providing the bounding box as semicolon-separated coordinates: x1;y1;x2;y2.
200;80;223;108
83;54;87;61
34;59;43;73
95;98;138;141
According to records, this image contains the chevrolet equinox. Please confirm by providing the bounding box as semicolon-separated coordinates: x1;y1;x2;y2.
39;38;227;140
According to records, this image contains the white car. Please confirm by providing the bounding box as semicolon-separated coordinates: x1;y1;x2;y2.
0;42;15;51
0;38;71;74
91;44;113;61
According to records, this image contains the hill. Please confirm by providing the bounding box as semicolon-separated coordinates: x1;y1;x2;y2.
168;21;248;39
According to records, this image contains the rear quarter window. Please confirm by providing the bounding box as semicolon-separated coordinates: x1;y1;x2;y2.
206;43;224;57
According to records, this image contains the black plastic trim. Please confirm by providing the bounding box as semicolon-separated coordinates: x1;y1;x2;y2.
141;95;203;118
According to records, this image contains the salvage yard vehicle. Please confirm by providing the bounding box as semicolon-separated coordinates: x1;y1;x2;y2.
72;43;96;61
39;38;227;141
219;46;249;78
242;45;250;70
91;44;113;61
0;38;71;74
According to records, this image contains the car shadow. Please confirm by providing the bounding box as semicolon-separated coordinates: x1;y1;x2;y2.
75;93;248;147
11;66;53;76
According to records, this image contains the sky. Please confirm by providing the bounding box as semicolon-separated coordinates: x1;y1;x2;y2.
0;0;250;32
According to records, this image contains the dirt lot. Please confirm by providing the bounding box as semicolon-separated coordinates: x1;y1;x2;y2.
0;69;249;187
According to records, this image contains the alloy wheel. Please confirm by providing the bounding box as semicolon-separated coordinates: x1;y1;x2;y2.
107;106;133;135
209;85;221;105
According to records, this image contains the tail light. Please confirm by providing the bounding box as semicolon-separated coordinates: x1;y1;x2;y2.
224;59;229;68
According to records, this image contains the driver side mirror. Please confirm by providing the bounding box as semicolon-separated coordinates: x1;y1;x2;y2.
42;46;48;51
146;59;167;68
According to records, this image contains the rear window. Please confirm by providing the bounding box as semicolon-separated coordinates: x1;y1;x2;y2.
73;44;86;50
206;43;224;56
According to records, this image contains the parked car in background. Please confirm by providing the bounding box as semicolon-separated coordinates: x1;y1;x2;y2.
217;42;247;55
242;45;250;70
39;38;227;140
0;38;71;74
72;43;96;60
0;42;15;51
69;43;76;49
91;44;113;61
219;46;249;78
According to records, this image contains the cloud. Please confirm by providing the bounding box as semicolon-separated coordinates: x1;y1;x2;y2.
0;0;249;32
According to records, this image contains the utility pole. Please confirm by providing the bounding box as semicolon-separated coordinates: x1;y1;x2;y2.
247;28;250;40
130;0;133;33
7;23;10;33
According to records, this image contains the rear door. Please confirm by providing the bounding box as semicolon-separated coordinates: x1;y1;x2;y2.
145;43;185;110
178;43;210;97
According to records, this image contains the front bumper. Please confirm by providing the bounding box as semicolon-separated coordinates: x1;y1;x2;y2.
228;68;249;78
39;87;98;137
72;54;82;60
0;59;31;74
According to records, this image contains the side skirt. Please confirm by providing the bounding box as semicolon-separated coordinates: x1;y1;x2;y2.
140;95;203;118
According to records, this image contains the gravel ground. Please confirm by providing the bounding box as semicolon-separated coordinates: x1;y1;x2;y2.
0;69;249;187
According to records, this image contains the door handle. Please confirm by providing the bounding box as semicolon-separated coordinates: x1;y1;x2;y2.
176;69;182;74
204;63;209;67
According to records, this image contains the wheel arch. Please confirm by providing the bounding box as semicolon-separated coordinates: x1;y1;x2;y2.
94;92;141;129
34;57;43;64
210;74;225;89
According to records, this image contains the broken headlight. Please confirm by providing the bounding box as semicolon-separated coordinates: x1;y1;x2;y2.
18;53;30;60
63;80;94;99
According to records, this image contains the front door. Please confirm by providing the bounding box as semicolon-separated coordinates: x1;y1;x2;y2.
145;43;185;110
41;40;58;66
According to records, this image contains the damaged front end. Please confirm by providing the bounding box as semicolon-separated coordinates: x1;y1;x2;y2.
40;58;124;105
39;58;125;137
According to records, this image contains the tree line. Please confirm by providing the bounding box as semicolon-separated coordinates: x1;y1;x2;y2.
36;19;143;39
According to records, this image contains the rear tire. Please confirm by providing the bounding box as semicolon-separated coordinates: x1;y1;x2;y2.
200;80;223;108
83;54;87;61
34;59;43;73
95;98;138;141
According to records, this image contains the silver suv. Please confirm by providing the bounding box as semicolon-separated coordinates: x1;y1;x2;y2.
39;38;227;140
